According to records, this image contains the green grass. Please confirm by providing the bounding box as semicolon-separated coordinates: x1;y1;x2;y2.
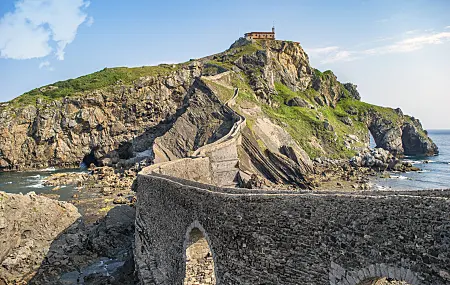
211;42;264;69
202;79;235;103
7;64;183;108
337;98;401;122
258;82;373;158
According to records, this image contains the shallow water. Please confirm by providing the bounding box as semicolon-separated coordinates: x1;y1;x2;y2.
373;130;450;190
0;168;84;201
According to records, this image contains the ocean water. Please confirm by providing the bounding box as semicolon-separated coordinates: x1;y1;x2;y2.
0;168;82;200
373;130;450;190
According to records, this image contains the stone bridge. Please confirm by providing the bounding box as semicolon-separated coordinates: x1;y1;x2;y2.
135;174;450;285
134;78;450;285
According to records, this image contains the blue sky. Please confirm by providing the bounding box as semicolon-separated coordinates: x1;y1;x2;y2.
0;0;449;128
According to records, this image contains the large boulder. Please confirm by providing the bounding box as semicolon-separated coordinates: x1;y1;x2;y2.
0;192;80;284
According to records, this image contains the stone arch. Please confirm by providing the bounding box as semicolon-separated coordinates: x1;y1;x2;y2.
183;221;217;285
330;262;421;285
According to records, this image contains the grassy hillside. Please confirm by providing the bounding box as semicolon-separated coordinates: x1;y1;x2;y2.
7;64;182;107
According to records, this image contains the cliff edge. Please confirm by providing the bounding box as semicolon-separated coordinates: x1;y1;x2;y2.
0;38;438;188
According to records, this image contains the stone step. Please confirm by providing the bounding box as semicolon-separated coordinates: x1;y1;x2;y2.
212;169;239;187
210;159;239;173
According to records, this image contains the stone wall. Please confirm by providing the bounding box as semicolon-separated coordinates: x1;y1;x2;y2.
135;174;450;285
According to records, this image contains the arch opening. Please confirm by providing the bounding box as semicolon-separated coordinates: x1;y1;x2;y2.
183;227;216;285
359;278;411;285
369;130;377;149
81;149;98;168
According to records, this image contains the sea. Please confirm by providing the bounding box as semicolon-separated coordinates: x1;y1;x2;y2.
372;130;450;190
0;130;449;198
0;167;83;201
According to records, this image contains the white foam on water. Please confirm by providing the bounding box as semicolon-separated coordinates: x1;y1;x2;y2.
26;183;45;189
27;174;41;178
376;185;390;190
38;167;56;172
418;170;430;173
406;160;422;165
390;175;408;180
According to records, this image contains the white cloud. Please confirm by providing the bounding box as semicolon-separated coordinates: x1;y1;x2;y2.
39;60;54;71
0;0;91;60
307;46;339;55
86;16;94;27
308;27;450;64
306;47;357;64
368;31;450;54
445;26;450;30
39;60;50;69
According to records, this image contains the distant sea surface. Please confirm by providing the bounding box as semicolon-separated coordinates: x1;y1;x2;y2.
373;130;450;190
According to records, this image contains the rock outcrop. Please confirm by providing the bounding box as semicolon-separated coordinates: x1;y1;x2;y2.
367;111;438;156
0;38;438;185
30;205;136;285
0;65;236;171
0;192;80;284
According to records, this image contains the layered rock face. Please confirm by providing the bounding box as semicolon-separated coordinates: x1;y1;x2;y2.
0;65;235;171
0;38;438;176
0;192;80;284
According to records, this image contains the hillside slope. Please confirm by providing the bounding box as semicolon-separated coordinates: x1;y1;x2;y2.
0;39;438;183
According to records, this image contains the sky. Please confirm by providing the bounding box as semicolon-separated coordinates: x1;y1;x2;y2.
0;0;449;129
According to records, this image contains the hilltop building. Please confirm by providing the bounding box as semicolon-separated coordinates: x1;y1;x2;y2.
245;26;275;40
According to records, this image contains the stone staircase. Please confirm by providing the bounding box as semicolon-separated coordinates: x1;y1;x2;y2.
142;78;245;188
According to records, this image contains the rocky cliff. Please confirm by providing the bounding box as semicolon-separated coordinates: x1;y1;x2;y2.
0;64;235;171
0;39;438;187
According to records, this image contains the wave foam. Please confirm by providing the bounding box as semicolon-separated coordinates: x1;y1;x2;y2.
38;167;56;172
376;185;390;190
27;174;41;179
26;183;45;189
391;175;409;180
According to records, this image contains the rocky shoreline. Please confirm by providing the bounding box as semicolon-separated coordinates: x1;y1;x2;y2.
0;166;138;284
